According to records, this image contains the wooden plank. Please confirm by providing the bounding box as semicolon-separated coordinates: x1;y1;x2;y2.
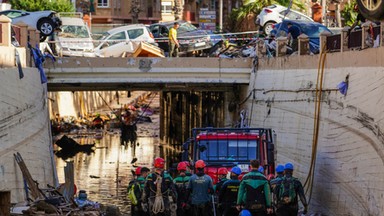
14;152;44;200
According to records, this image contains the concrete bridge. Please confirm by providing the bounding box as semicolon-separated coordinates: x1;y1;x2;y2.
45;57;254;91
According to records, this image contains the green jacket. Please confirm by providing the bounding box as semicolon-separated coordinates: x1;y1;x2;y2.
174;175;191;203
128;176;146;205
237;170;272;208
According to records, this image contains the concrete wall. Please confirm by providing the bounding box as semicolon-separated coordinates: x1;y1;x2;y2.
0;50;55;203
244;48;384;215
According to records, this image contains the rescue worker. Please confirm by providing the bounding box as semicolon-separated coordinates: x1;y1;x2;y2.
187;159;214;216
92;114;104;129
218;166;242;216
269;164;285;214
236;159;273;216
142;157;177;216
128;167;150;216
214;167;229;193
168;22;180;57
174;162;192;216
275;163;308;216
214;167;228;215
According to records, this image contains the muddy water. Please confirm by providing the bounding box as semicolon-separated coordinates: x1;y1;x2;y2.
55;104;160;215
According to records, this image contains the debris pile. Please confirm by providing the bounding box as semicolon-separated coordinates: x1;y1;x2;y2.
209;39;259;58
11;152;121;216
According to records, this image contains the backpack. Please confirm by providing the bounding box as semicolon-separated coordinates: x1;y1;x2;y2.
278;177;297;205
244;175;268;210
127;182;140;205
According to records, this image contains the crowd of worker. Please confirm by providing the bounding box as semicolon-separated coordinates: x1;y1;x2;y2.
127;157;308;216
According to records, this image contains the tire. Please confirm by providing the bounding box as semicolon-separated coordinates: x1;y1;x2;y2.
37;18;54;36
263;21;276;35
357;0;384;21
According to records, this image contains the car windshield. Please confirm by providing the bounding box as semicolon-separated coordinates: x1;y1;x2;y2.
199;139;258;162
301;25;331;38
59;25;90;38
100;32;111;40
166;22;197;34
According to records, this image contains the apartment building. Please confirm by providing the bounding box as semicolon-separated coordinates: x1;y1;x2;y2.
75;0;161;24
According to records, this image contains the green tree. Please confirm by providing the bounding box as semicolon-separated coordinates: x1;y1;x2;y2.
9;0;74;12
341;0;357;26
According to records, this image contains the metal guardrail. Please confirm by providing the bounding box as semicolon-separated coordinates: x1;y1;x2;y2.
326;34;341;52
373;26;380;39
348;29;362;49
12;25;21;44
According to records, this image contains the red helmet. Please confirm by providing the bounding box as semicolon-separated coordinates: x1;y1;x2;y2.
195;160;206;169
218;167;228;175
154;157;165;169
135;167;142;175
177;162;187;171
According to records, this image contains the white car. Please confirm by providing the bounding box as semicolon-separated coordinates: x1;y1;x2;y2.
94;24;156;57
0;10;61;36
256;4;313;35
55;17;95;57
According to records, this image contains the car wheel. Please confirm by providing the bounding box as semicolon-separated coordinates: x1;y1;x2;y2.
263;22;276;35
37;18;54;36
357;0;384;20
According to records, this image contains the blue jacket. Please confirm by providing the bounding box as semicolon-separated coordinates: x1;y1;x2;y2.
187;173;214;205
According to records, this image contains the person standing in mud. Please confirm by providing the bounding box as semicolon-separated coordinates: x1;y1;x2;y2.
120;109;137;147
142;157;177;216
92;114;104;129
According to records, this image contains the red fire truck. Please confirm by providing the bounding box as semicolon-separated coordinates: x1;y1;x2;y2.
182;128;276;183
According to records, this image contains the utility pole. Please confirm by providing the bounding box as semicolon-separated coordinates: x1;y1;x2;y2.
219;0;223;32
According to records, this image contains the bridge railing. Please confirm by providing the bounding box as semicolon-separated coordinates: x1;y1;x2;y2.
257;21;384;57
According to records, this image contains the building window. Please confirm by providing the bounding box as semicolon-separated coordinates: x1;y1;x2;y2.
98;0;109;8
161;2;172;14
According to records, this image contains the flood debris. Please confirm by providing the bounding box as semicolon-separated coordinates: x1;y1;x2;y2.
12;153;122;216
54;135;95;160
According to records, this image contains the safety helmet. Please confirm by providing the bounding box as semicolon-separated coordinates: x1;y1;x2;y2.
276;164;285;173
258;166;264;173
135;167;142;175
285;162;294;170
231;166;242;175
195;160;206;169
218;167;228;175
239;209;252;216
183;161;191;168
154;157;165;169
177;162;187;171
